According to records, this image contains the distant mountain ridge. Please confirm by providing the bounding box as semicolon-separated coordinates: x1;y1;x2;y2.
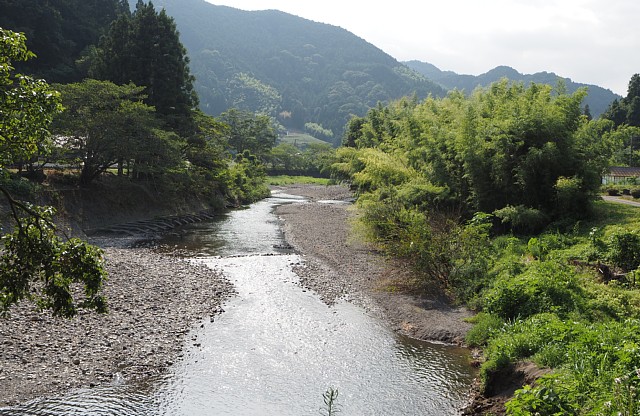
404;61;620;117
154;0;445;143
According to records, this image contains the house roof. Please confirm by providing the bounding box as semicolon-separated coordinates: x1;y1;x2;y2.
608;166;640;177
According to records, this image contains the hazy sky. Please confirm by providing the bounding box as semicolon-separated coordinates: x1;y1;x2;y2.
206;0;639;96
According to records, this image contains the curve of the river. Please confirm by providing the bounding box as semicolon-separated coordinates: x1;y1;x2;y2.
0;192;476;415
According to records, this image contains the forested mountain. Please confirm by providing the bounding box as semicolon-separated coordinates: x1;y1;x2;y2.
0;0;129;83
153;0;446;144
405;60;620;117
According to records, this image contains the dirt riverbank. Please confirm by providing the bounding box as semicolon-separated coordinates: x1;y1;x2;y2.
0;183;475;410
0;247;234;407
274;184;473;345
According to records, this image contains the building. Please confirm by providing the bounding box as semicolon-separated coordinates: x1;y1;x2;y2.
602;166;640;184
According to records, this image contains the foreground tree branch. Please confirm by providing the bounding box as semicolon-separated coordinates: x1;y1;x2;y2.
0;28;107;317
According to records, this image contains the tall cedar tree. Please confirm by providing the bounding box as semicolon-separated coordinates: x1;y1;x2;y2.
603;74;640;127
0;0;129;83
91;0;198;135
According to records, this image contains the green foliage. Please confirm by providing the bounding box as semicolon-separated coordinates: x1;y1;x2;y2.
0;201;107;317
227;72;281;116
493;205;549;235
506;383;576;415
278;132;329;147
222;151;270;204
607;230;640;272
497;317;640;414
0;0;128;83
90;0;198;134
604;74;640;128
221;109;277;160
0;29;108;317
304;122;333;142
337;80;599;224
0;29;63;166
320;387;341;416
53;79;167;186
267;142;335;177
151;0;446;138
483;261;584;321
267;175;331;186
465;313;504;347
554;176;592;220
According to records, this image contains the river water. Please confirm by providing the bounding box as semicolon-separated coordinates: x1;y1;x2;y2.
1;192;476;415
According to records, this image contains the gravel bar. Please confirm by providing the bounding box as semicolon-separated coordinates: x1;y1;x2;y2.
0;247;234;407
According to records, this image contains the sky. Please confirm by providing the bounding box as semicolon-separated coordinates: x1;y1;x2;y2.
206;0;639;96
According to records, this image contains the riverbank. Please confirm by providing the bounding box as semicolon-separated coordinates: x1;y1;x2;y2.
0;247;234;407
0;183;473;409
274;184;473;345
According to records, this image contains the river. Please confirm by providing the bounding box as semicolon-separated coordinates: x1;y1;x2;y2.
0;192;476;415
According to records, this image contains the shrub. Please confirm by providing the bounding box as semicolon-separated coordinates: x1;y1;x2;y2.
483;261;584;320
631;188;640;199
606;187;620;196
608;230;640;272
507;383;575;415
493;205;549;235
465;313;504;347
554;176;591;219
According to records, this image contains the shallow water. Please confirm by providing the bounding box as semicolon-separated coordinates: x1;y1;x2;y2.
0;192;476;415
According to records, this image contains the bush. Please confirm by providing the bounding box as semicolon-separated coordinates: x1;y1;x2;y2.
483;261;584;320
465;313;504;347
608;230;640;272
607;187;621;196
554;176;591;219
631;188;640;199
493;205;549;235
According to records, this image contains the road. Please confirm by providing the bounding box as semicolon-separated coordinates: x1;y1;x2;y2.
601;195;640;207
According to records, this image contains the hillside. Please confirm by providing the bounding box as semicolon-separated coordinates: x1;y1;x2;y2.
153;0;446;144
405;60;620;117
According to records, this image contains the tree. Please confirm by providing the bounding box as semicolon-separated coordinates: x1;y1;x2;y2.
336;80;598;220
603;74;640;127
183;110;229;174
90;0;198;134
0;0;130;82
53;79;166;186
220;109;277;160
0;29;107;317
342;116;365;147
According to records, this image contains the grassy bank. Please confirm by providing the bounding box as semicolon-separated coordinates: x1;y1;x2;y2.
267;175;332;186
462;200;640;414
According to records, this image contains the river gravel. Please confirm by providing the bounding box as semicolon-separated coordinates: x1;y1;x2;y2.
0;183;472;408
274;184;473;345
0;247;234;407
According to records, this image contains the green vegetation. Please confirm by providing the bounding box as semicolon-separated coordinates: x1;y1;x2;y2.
267;175;331;186
0;0;128;83
147;0;446;143
321;387;341;416
0;28;107;317
266;142;335;178
279;132;330;147
406;61;620;118
0;1;278;316
333;75;640;414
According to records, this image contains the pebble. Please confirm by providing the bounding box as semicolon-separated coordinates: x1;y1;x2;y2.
0;247;234;407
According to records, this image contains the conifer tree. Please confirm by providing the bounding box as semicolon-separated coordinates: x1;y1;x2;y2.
91;1;198;134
